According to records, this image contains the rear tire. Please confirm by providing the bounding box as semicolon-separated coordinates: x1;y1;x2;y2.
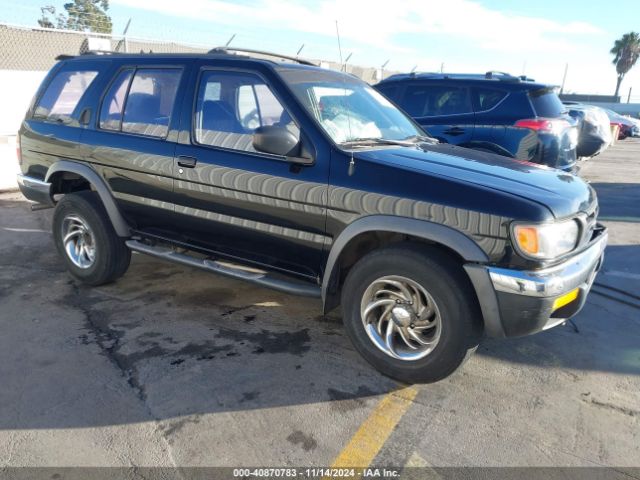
53;191;131;286
341;243;481;383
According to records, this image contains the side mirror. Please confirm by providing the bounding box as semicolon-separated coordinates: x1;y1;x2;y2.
253;125;300;157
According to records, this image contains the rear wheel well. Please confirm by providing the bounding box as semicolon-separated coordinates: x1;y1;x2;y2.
48;171;92;197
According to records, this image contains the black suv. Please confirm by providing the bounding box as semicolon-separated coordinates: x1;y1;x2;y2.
375;72;579;171
17;49;607;383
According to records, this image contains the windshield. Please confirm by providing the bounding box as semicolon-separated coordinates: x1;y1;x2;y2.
279;68;424;144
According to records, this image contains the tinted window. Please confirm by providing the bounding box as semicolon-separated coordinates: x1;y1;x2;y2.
529;88;565;117
194;71;299;152
474;88;507;111
121;68;182;138
99;69;133;131
375;84;401;103
34;69;98;122
402;85;471;117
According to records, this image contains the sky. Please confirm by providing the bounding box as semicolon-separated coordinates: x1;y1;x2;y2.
1;0;639;98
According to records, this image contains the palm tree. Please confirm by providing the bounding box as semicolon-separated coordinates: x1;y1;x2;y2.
611;32;640;98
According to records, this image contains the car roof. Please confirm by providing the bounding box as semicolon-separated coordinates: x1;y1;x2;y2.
377;71;552;90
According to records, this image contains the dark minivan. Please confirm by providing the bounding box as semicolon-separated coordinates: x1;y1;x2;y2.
17;50;606;383
375;72;579;171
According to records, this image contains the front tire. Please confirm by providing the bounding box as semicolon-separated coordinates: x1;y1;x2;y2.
53;191;131;286
341;244;481;383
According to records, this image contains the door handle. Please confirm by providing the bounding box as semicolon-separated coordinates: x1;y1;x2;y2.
443;127;465;136
177;156;197;168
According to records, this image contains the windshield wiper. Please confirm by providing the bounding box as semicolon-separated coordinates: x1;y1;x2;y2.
340;137;416;147
402;134;439;145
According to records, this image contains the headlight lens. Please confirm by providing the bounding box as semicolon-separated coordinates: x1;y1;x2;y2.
513;220;579;260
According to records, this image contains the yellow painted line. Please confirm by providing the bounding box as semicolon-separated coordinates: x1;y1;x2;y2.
328;386;418;469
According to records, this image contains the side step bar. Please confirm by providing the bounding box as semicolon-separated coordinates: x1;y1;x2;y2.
125;240;321;298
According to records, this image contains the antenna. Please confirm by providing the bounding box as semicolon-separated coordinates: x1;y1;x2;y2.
410;65;417;73
296;44;305;56
335;20;354;173
335;21;343;64
225;34;236;47
440;62;444;73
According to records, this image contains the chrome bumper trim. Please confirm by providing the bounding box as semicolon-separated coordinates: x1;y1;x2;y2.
488;228;608;297
17;174;52;191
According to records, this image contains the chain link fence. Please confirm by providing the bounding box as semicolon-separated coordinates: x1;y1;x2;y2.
0;22;389;83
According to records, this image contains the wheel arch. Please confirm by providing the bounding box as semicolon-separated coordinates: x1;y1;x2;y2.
321;215;489;313
46;160;131;237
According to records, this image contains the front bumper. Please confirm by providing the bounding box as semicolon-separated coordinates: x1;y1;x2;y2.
17;174;54;206
465;225;608;337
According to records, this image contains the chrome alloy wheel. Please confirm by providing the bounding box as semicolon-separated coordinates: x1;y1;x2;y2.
61;214;96;269
360;275;442;361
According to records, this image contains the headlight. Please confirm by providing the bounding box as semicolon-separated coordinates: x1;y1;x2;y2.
512;220;579;260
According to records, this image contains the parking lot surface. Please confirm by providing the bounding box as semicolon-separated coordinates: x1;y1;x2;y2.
0;141;639;471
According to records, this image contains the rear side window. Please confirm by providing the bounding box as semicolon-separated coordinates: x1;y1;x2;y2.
34;69;98;122
99;69;134;131
402;85;472;117
120;68;182;138
529;88;565;117
474;88;507;112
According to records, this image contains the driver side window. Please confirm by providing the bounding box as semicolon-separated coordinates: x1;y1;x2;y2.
194;71;299;153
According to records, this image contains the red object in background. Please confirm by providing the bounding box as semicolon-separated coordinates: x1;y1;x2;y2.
611;122;629;140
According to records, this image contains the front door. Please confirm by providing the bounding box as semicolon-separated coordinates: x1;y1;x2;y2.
172;66;329;280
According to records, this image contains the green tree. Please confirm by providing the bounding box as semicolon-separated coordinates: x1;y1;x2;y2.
38;0;112;34
610;31;640;98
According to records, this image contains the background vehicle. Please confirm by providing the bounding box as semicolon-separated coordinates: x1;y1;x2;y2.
602;108;638;139
17;50;606;383
564;103;612;158
374;71;579;171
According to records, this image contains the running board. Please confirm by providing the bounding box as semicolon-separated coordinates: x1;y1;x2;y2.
125;240;321;298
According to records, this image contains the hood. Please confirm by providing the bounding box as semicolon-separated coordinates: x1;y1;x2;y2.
354;143;596;219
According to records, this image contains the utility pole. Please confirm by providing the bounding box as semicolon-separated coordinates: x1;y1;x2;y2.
343;53;352;72
122;18;131;53
560;62;568;94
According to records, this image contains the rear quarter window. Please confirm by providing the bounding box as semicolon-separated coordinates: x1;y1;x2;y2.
473;88;507;112
34;68;98;122
529;88;565;117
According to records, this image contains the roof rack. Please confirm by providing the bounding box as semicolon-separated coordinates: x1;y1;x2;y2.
383;71;536;83
55;50;123;61
208;46;316;66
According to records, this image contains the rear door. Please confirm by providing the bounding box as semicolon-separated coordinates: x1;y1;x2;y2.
401;83;474;145
81;60;189;231
172;63;329;280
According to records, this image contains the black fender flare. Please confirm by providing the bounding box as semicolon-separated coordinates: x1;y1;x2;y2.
45;160;131;237
321;215;490;311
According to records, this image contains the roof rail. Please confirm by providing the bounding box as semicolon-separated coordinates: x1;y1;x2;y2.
208;47;316;66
